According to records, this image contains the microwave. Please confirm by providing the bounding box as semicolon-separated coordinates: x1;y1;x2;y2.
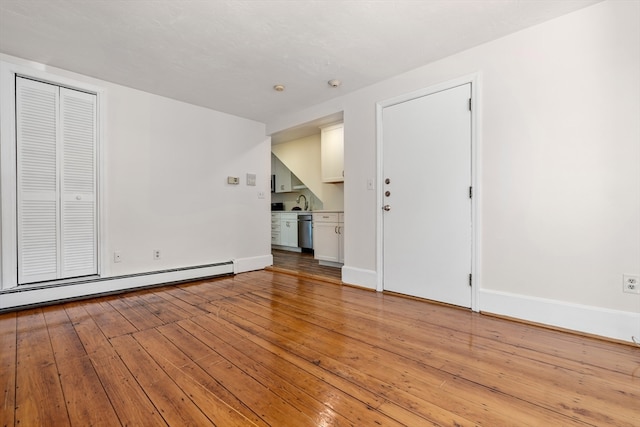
271;174;276;193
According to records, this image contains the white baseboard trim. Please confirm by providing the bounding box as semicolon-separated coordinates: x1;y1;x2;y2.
233;254;273;274
0;262;234;310
479;289;640;343
341;266;377;290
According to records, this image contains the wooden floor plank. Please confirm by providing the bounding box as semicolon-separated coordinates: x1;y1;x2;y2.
178;316;405;427
271;248;342;280
148;321;320;426
214;295;588;426
4;270;639;426
133;325;269;427
106;295;167;332
82;299;137;339
184;314;389;412
15;309;71;427
242;284;639;425
0;312;17;427
131;290;195;324
43;306;121;427
64;302;167;427
110;333;216;426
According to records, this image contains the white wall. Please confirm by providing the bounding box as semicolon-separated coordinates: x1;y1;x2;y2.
0;53;272;306
267;1;640;341
104;84;271;275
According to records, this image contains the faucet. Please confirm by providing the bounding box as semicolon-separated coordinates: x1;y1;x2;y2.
296;194;309;211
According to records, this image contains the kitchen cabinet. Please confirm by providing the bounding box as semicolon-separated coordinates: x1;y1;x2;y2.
320;123;344;183
280;213;298;247
312;212;344;265
272;212;298;248
273;154;292;193
271;213;281;245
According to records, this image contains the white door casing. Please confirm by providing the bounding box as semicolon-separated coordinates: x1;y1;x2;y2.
381;82;473;308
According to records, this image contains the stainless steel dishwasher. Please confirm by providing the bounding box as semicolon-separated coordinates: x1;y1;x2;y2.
297;213;313;251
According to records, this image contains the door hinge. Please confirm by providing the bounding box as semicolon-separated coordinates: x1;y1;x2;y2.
469;274;473;287
468;98;472;111
469;186;473;199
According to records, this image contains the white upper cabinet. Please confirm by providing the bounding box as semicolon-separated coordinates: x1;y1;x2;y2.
272;154;292;193
320;123;344;183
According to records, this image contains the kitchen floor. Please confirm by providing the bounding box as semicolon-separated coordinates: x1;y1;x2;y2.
271;249;342;282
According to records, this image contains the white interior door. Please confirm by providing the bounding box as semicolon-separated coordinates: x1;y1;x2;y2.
382;83;472;307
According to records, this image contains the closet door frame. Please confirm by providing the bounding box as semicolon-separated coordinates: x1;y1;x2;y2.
0;60;106;290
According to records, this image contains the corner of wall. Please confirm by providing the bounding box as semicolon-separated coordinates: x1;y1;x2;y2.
341;265;377;289
234;255;273;274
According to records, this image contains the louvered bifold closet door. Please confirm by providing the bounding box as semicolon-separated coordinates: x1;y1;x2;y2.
60;87;97;278
16;78;60;283
16;77;98;284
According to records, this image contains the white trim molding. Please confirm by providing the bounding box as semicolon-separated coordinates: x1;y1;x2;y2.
479;289;640;343
233;255;273;274
342;266;377;289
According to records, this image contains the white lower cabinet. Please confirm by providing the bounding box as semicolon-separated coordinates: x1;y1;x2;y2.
280;213;298;248
271;213;281;245
312;212;344;265
272;212;298;248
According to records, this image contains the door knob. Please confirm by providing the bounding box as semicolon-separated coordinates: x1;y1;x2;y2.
383;205;391;211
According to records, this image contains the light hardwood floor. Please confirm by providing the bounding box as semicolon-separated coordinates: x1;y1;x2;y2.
271;249;342;282
1;270;638;426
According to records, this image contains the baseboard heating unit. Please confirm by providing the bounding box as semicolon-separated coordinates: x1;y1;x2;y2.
0;261;234;312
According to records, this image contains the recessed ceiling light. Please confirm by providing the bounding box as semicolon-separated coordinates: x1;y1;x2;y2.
273;84;285;92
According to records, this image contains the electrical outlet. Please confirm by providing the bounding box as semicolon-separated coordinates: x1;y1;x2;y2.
257;191;265;199
153;249;161;260
114;252;122;263
623;274;640;294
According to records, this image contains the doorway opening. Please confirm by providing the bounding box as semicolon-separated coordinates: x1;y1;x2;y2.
269;112;344;282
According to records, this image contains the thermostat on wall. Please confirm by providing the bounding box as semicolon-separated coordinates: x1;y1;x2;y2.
227;176;239;185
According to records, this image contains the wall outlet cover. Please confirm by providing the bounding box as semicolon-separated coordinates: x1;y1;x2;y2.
623;274;640;294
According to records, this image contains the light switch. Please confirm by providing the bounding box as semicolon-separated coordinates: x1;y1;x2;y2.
246;173;256;186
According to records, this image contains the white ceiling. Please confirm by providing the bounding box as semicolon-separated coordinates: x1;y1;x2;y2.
0;0;600;124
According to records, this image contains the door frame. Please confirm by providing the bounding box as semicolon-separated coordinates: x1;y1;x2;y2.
375;73;482;311
0;59;107;289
